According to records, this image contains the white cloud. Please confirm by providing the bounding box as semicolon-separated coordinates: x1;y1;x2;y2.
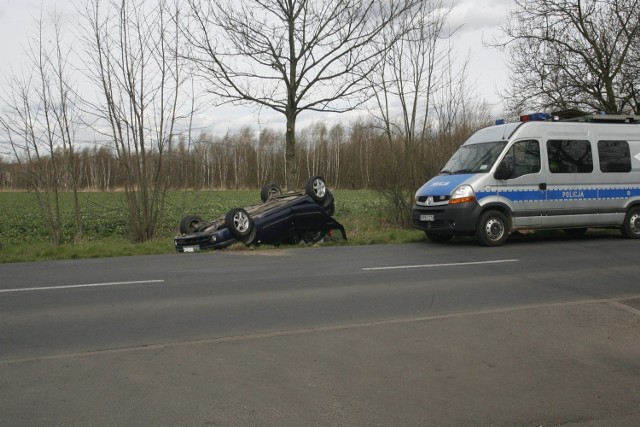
437;0;516;114
447;0;514;32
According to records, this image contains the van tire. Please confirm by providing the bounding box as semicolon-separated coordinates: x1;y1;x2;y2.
621;207;640;239
476;210;509;247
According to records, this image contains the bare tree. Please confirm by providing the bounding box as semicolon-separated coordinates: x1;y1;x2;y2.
49;12;84;243
369;0;453;164
79;0;186;242
366;0;479;225
183;0;419;189
497;0;640;114
0;9;82;246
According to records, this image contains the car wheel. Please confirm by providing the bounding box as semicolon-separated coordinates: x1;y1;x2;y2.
564;228;587;238
179;215;204;234
621;206;640;239
225;208;255;243
305;176;328;203
260;183;282;202
476;210;509;247
425;232;453;243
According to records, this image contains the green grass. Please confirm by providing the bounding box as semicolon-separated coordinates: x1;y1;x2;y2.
0;189;425;263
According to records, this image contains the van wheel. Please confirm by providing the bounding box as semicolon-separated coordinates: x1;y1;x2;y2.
425;232;453;243
476;210;509;247
621;207;640;239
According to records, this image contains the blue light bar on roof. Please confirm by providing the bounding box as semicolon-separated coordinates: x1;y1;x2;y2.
520;113;550;122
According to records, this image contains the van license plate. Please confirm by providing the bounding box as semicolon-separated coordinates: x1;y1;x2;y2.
420;214;435;222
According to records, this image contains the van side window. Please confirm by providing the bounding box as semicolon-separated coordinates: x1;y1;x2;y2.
598;140;631;173
506;140;540;178
547;140;593;173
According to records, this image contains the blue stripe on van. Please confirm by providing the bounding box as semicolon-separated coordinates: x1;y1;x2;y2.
476;190;546;203
503;190;546;202
599;188;640;199
477;187;640;203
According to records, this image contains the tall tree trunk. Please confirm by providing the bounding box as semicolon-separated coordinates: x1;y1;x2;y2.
285;111;297;190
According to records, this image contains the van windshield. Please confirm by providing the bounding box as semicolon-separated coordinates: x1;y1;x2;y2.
439;141;507;175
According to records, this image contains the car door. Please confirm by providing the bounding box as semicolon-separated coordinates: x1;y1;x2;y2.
498;139;546;228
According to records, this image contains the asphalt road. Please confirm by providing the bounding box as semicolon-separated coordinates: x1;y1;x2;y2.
2;234;640;426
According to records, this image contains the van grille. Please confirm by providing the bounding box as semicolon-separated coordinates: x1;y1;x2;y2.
417;195;449;203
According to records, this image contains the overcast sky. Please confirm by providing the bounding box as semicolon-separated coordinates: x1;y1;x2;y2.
0;0;515;135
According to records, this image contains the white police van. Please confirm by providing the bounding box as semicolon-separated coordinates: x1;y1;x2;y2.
412;112;640;246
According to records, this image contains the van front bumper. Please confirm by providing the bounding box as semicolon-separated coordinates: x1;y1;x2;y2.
412;202;481;234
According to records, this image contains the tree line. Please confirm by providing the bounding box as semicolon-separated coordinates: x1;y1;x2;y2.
0;115;487;192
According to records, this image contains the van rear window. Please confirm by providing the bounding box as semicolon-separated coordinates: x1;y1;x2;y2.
598;140;631;173
547;140;593;173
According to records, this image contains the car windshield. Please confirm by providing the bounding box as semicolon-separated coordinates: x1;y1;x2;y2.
440;141;507;175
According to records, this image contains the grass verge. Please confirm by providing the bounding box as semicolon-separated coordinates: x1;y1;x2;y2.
0;189;426;263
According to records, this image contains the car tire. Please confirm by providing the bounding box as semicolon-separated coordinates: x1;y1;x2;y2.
305;176;328;203
179;215;204;234
225;208;255;243
260;183;282;202
425;232;453;243
621;206;640;239
476;210;509;247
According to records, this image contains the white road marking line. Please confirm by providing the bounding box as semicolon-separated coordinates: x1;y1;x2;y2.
362;259;519;271
0;280;165;294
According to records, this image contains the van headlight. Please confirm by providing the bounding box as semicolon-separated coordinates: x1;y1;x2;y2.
449;185;476;204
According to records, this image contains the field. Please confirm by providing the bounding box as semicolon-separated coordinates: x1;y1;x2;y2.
0;189;425;263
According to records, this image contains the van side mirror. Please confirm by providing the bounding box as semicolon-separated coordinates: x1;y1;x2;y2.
494;155;514;180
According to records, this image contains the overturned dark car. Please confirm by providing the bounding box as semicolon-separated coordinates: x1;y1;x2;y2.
174;176;347;252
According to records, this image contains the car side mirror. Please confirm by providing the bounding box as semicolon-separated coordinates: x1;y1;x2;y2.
494;155;514;180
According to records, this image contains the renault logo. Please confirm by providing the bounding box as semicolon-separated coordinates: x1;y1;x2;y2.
426;196;434;205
